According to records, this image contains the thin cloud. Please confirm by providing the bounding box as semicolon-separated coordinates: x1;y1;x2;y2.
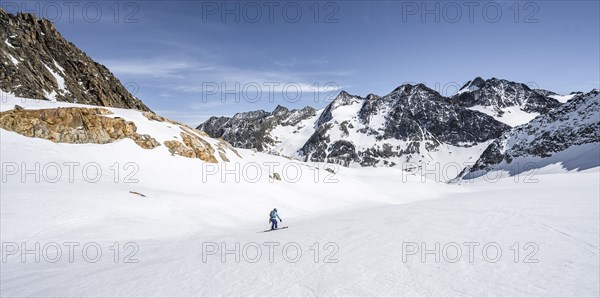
274;57;330;67
274;58;298;67
168;64;349;95
101;59;199;78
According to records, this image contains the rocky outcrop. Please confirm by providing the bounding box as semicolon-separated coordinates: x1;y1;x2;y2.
164;131;218;163
0;8;150;111
0;106;159;148
140;112;237;163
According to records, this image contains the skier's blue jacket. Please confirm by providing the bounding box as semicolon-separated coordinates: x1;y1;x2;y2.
270;210;281;221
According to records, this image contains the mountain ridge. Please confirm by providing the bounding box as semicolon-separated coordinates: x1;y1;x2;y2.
197;80;533;168
197;77;592;172
0;9;150;111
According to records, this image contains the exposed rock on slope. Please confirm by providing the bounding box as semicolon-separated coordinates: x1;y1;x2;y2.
163;125;236;163
0;106;159;149
0;97;242;163
460;89;600;178
0;9;150;111
164;131;218;163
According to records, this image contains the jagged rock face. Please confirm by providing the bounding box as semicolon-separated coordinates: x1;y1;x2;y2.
449;77;561;115
462;90;600;177
0;9;150;111
299;123;332;164
326;140;359;166
533;88;558;97
197;105;317;151
0;106;159;149
359;84;508;143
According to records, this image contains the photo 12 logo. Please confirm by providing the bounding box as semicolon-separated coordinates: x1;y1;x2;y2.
201;162;339;184
400;1;539;23
200;81;340;105
200;1;339;23
402;241;540;263
401;161;540;184
1;161;140;184
2;242;139;264
201;241;339;264
0;1;140;23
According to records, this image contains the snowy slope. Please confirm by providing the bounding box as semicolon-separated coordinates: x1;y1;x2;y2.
1;155;598;296
269;111;321;156
1;95;456;241
1;95;599;297
467;104;540;126
548;93;581;103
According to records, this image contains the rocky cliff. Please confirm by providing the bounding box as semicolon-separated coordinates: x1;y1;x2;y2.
0;9;150;111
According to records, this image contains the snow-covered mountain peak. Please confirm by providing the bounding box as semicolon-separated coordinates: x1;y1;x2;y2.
330;90;363;107
457;76;486;94
380;83;446;109
315;91;364;126
391;82;431;94
451;77;562;126
365;93;380;100
272;105;291;117
231;109;270;120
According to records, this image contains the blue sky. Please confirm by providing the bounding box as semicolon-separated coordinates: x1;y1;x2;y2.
4;1;600;125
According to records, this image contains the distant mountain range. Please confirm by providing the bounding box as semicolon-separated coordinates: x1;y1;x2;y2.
198;77;596;176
